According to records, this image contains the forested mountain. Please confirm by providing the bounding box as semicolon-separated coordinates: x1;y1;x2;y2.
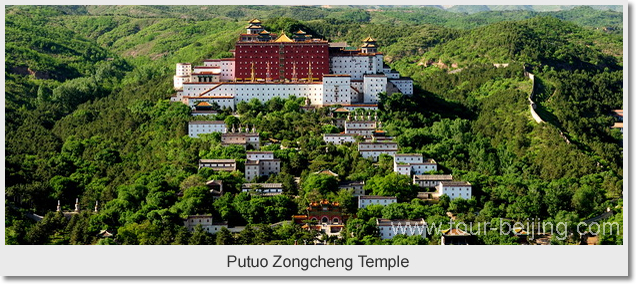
5;5;623;245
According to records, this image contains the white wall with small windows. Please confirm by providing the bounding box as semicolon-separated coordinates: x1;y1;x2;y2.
323;134;356;145
358;142;398;151
188;83;325;106
411;163;437;175
247;152;275;161
188;121;227;138
245;151;280;181
330;54;384;80
245;164;260;182
184;215;227;233
394;154;424;164
390;79;414;95
358;196;397;208
323;76;353;105
360;150;397;162
437;182;472;200
363;75;387;103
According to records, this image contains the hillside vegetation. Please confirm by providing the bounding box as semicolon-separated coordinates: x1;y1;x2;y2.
5;5;622;245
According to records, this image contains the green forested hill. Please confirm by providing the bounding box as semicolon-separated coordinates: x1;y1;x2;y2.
5;5;623;246
417;16;622;68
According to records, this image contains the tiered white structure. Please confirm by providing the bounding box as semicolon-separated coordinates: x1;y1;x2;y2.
173;21;413;110
245;151;281;182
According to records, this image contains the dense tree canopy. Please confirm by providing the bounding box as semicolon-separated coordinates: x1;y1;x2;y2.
5;5;622;245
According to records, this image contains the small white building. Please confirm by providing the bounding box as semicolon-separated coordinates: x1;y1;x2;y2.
198;159;237;172
358;195;397;208
188;121;227;138
323;133;357;145
241;183;283;196
358;141;398;161
174;63;192;90
377;218;427;240
410;159;438;175
437;181;472;200
393;154;437;175
184;215;228;233
413;175;453;188
345;120;377;137
338;181;365;196
245;151;281;182
221;132;260;149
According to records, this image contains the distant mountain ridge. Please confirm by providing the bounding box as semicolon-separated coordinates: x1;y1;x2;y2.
433;5;622;13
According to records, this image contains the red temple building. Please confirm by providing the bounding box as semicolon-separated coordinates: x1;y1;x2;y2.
293;200;350;237
234;19;329;81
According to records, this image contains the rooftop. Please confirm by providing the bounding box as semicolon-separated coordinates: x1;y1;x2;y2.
246;159;280;165
338;181;364;187
410;159;437;165
206;180;223;186
192;72;221;75
358;141;397;145
394;153;422;157
199;159;236;163
441;228;471;236
242;183;283;189
185;215;214;219
189;120;225;125
329;42;348;48
247;151;274;154
341;104;378;107
413;175;453;181
359;195;397;200
314;169;339;177
192;110;219;114
440;181;471;186
222;133;259;137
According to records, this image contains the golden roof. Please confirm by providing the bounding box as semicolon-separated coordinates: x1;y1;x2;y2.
362;36;376;42
259;30;270;34
249;19;262;24
274;33;293;43
295;29;306;34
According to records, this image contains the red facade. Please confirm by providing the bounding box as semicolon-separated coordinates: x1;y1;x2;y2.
235;42;329;81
